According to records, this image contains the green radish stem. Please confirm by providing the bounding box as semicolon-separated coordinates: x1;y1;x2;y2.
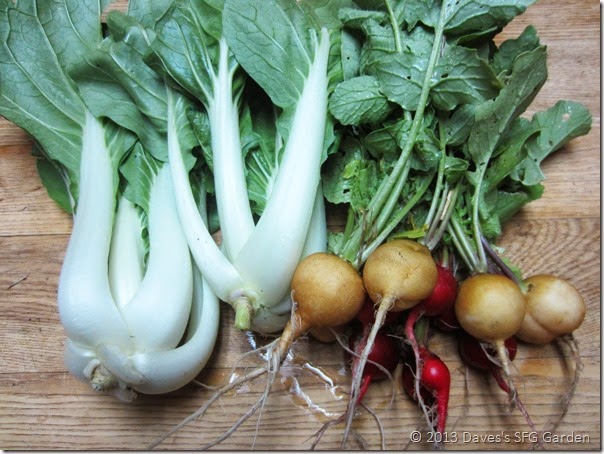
338;0;449;270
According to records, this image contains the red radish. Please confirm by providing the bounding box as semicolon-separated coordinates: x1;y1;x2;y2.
401;265;455;442
457;332;536;426
420;264;458;316
459;333;517;393
356;298;401;327
341;239;438;448
433;304;460;332
401;359;432;405
311;328;399;449
349;329;399;403
459;333;517;371
401;347;450;440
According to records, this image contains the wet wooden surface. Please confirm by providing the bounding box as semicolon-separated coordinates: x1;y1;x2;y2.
0;0;600;450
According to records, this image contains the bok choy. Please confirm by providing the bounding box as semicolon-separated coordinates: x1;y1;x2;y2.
145;0;341;333
0;0;219;400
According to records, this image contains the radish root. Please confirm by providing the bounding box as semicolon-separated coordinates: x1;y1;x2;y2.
310;329;395;449
201;356;277;450
488;340;536;433
148;338;284;449
149;314;310;450
540;334;583;440
340;297;393;448
148;360;270;449
404;307;442;448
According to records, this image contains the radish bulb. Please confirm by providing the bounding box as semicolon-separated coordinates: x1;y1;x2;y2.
401;346;450;448
279;252;366;357
516;274;586;436
516;275;586;345
341;239;437;448
455;274;526;344
455;273;535;431
363;240;438;312
420;264;458;317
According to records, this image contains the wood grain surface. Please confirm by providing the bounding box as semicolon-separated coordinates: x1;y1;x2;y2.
0;0;600;451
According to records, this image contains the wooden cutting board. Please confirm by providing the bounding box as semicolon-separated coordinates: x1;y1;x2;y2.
0;0;600;450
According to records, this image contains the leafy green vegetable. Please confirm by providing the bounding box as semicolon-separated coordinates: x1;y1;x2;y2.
0;0;219;400
320;0;591;277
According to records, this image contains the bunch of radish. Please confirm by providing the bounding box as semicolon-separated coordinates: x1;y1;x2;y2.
144;0;590;447
398;262;456;447
447;222;587;435
333;238;586;450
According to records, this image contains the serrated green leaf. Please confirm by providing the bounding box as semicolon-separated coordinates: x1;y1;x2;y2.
512;100;593;186
322;138;382;211
443;0;538;39
330;75;392;125
431;44;501;110
467;45;547;166
492;25;541;78
340;29;362;79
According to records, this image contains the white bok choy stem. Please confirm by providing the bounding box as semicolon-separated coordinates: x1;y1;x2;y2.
232;27;331;316
148;2;254;261
166;24;331;333
127;271;220;395
248;184;328;334
166;89;254;313
113;164;194;352
109;197;145;307
58;111;133;350
60;111;218;399
64;270;219;398
0;0;218;401
210;37;255;261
